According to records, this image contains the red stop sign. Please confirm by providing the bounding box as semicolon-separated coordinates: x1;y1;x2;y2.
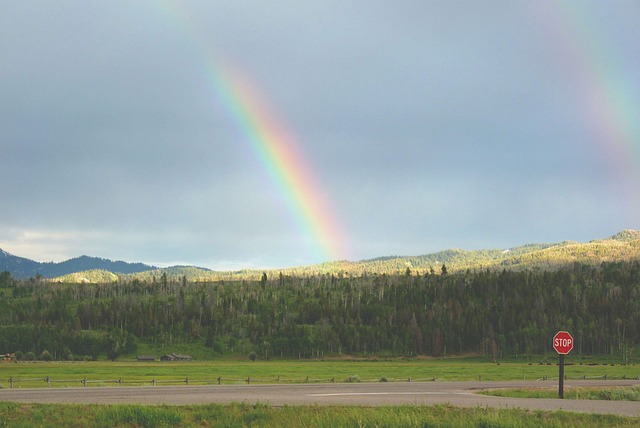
553;331;574;355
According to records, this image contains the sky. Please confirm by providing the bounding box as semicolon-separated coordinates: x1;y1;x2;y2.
2;1;640;270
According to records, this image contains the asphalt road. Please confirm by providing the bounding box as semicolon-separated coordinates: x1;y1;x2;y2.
1;380;639;417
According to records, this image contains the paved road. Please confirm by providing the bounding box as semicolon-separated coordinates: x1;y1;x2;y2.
1;380;639;417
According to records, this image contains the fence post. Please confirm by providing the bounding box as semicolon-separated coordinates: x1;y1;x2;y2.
153;379;156;386
9;376;13;389
83;376;87;387
604;374;607;380
46;376;51;387
247;377;250;384
217;376;221;385
118;378;122;386
185;377;189;385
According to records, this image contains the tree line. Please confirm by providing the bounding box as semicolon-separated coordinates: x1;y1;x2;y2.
0;262;638;360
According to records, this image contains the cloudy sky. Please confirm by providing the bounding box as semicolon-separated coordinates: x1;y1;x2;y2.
2;1;639;270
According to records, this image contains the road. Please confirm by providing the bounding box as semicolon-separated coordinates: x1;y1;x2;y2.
1;380;639;417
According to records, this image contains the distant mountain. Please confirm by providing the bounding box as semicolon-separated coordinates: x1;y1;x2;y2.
40;255;156;278
0;249;41;279
273;230;640;278
346;231;640;275
0;250;157;279
1;229;639;282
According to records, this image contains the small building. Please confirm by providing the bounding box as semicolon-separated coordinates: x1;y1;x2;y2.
0;353;16;362
160;353;193;362
137;355;156;362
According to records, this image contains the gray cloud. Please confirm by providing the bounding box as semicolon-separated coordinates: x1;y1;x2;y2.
1;1;639;268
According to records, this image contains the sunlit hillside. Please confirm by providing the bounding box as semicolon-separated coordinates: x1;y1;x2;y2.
40;229;640;283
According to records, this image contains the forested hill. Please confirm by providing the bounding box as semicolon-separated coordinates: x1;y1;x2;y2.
245;229;640;280
1;257;638;360
1;230;640;282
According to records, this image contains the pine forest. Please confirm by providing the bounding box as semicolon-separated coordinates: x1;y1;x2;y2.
0;260;638;362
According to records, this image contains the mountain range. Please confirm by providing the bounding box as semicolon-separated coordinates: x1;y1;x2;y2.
0;250;155;280
1;229;639;282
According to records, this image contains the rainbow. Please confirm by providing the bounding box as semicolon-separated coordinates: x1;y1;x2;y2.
532;1;640;217
208;60;349;262
155;2;349;262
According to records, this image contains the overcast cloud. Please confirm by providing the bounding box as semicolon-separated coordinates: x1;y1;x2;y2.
2;1;639;269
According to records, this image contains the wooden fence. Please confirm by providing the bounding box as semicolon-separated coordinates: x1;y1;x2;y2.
4;375;438;388
5;374;639;388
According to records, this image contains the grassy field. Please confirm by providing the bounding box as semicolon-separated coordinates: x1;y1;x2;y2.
480;385;640;401
2;358;639;426
1;402;639;428
1;356;638;388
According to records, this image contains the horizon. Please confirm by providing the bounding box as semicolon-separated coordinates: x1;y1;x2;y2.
2;227;635;272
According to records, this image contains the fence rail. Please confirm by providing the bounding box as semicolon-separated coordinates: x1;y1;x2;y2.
5;374;639;389
0;376;449;388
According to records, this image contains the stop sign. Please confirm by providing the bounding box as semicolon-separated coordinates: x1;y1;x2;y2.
553;331;574;355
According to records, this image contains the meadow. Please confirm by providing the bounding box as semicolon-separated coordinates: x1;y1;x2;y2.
480;385;640;401
2;357;639;426
1;401;639;428
1;356;638;388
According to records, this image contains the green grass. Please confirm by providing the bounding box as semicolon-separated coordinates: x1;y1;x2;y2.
480;386;640;401
0;402;638;427
1;357;638;388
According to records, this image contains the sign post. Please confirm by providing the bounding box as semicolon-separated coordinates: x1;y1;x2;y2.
552;331;574;399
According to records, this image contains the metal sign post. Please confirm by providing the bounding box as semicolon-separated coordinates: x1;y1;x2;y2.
553;331;574;399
